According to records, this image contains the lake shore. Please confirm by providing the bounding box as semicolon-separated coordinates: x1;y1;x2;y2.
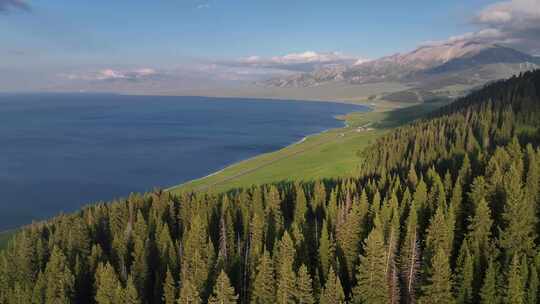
167;99;426;194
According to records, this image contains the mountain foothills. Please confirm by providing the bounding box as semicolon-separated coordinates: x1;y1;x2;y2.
264;41;540;95
1;70;540;304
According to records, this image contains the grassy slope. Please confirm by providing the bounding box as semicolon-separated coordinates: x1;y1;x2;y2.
169;100;446;194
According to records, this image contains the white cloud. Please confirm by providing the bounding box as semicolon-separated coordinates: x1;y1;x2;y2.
419;0;540;54
224;51;369;73
240;51;363;65
477;0;540;27
63;68;159;81
471;0;540;52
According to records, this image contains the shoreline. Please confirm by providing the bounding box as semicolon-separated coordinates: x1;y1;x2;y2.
166;105;375;193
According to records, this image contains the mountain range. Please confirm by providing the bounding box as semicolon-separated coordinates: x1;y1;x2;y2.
262;41;540;93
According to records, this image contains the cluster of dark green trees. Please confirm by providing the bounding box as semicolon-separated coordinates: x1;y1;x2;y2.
1;70;540;304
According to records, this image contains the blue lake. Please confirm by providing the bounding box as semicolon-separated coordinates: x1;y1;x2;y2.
0;94;367;230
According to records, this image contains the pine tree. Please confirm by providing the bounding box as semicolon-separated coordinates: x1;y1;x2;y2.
124;275;140;304
419;247;454;304
266;185;284;239
505;254;525;304
337;193;367;279
294;184;308;226
353;215;390;304
131;211;149;299
178;276;201;304
275;232;295;279
479;259;501;304
424;203;453;270
318;220;334;281
32;272;46;304
163;268;176;304
95;262;121;304
44;246;75;304
455;241;474;304
182;214;214;294
251;251;276;304
208;270;238;304
528;262;538;304
320;267;345;304
500;164;537;259
276;257;296;304
296;264;315;304
467;198;492;264
401;200;420;304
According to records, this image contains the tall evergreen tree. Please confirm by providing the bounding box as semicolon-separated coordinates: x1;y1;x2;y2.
505;255;525;304
401;200;421;304
419;247;454;304
124;275;140;304
44;246;75;304
500;164;537;259
479;258;501;304
353;216;390;304
208;270;238;304
95;262;121;304
320;267;345;304
251;251;276;304
178;276;201;304
455;241;474;304
162;268;176;304
296;264;315;304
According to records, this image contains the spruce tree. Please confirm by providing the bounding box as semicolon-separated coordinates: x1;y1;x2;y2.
163;268;176;304
178;276;201;304
528;262;538;304
124;275;140;304
32;272;46;304
294;184;308;226
44;246;75;304
505;254;525;304
337;193;367;279
479;259;501;304
455;241;474;304
296;264;315;304
419;247;454;304
251;251;276;304
401;200;420;304
208;270;238;304
276;257;296;304
353;215;390;304
320;267;345;304
318;220;334;281
500;164;537;259
95;262;121;304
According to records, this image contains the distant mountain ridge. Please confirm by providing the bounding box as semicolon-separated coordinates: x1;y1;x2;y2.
262;41;540;90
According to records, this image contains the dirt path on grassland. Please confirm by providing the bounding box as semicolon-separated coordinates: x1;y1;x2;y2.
188;122;374;192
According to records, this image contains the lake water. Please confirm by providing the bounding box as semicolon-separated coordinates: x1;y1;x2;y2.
0;94;367;230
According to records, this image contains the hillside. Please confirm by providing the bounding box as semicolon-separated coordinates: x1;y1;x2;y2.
264;41;540;94
1;70;540;304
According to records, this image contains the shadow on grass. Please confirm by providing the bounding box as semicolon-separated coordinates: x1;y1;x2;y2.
373;100;450;129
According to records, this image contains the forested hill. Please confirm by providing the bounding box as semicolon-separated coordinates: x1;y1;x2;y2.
1;70;540;304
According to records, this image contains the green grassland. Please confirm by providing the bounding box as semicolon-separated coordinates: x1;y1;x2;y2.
169;100;447;194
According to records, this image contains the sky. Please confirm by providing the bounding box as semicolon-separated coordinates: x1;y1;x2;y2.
1;0;539;91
